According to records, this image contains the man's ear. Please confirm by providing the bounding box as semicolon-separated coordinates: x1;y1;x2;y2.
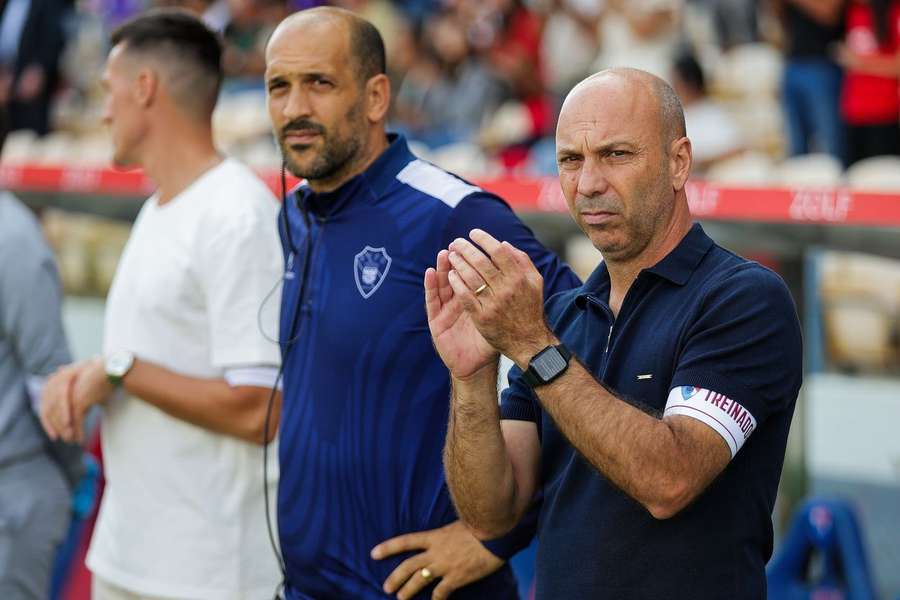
134;68;159;108
365;73;391;124
669;136;692;192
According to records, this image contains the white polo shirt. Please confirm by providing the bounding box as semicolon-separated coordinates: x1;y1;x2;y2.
87;158;283;599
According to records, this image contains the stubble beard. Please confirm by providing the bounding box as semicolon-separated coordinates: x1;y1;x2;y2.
281;104;365;184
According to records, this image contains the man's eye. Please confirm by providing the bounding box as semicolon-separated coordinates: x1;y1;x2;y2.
610;150;630;158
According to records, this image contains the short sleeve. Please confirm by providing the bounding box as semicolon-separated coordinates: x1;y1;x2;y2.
443;192;581;300
199;197;283;369
500;363;540;423
668;264;802;444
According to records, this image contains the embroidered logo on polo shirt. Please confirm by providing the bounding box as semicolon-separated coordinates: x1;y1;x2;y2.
354;246;392;299
663;386;758;457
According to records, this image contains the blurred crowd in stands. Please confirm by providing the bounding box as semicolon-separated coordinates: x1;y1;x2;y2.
2;0;900;182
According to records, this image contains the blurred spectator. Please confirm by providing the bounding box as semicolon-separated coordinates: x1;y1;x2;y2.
671;51;744;173
712;0;759;49
480;0;555;169
221;0;289;81
393;9;505;148
173;0;232;31
540;0;602;99
594;0;682;79
776;0;845;159
0;101;83;599
837;0;900;165
0;0;69;135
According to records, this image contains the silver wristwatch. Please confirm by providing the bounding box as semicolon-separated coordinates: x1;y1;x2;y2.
105;350;135;386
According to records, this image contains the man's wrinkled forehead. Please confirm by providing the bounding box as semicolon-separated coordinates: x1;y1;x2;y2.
557;75;657;143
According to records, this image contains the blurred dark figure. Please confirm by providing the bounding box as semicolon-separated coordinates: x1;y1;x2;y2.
0;102;82;599
671;52;745;173
713;0;760;49
837;0;900;165
0;0;68;135
393;10;504;148
222;0;289;80
482;0;554;169
169;0;231;31
775;0;845;159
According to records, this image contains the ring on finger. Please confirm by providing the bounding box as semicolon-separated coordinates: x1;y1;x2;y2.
420;567;433;582
474;283;488;296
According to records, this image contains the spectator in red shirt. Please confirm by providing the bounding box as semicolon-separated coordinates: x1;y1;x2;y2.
837;0;900;165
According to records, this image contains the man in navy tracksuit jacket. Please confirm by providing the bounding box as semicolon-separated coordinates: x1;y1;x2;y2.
266;8;580;600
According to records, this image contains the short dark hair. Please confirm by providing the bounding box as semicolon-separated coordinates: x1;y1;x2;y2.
347;15;386;84
110;8;223;115
295;7;386;85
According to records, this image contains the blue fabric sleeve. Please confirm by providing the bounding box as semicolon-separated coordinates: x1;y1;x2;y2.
499;364;539;423
670;263;803;425
480;491;543;559
442;192;581;301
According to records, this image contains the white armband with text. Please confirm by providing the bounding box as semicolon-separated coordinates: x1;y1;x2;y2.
664;386;757;457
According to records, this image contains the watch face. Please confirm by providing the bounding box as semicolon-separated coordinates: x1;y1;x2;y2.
106;352;133;377
533;347;568;382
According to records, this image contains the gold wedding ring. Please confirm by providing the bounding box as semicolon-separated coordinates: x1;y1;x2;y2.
474;283;488;296
420;567;433;581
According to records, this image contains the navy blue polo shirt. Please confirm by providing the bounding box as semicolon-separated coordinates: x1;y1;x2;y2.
277;134;580;599
501;223;802;599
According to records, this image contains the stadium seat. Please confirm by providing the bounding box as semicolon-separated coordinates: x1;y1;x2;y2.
704;151;775;185
819;251;900;372
776;154;844;187
713;43;783;100
767;497;878;600
846;156;900;191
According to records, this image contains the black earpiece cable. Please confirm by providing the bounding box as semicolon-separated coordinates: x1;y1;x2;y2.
263;162;313;598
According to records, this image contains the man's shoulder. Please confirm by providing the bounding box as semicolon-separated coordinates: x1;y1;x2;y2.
188;159;279;225
392;158;493;210
0;192;50;254
694;245;797;323
701;245;791;297
210;158;277;203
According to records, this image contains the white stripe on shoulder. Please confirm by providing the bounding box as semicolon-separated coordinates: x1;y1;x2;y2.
396;159;481;208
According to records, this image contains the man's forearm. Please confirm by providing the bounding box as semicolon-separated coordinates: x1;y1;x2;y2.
122;359;279;444
513;347;726;519
444;363;523;538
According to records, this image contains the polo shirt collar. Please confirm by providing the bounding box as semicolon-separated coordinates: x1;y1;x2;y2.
575;222;713;308
644;223;714;285
361;133;416;197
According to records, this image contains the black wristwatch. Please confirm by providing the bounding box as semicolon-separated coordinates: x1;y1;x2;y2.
521;344;572;388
